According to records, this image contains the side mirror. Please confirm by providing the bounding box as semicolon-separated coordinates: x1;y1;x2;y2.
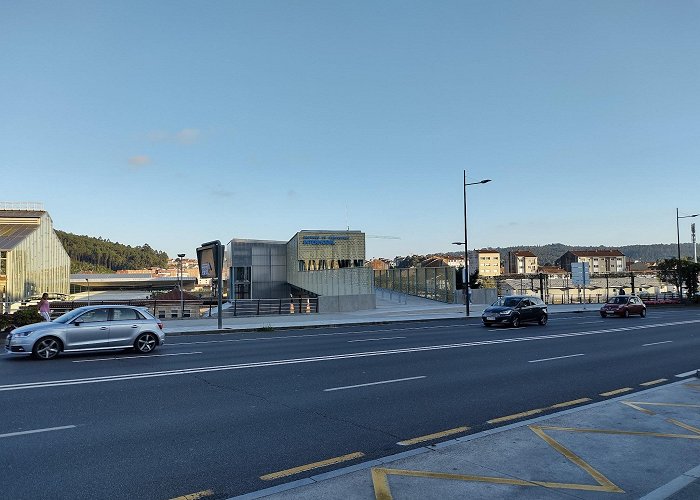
73;320;82;326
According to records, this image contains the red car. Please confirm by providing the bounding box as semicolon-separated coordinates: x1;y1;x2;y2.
600;295;647;318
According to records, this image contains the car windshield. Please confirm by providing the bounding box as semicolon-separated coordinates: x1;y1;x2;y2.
494;297;522;308
52;308;88;324
606;296;629;304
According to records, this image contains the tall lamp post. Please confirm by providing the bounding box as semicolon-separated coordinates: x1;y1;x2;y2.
85;278;90;305
453;171;491;317
177;253;185;316
676;209;699;299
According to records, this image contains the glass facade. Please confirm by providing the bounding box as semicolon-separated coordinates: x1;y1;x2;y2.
225;239;289;299
0;210;70;308
374;267;457;303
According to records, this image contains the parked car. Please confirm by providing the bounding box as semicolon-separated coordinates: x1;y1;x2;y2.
482;295;548;327
600;295;647;318
5;305;165;360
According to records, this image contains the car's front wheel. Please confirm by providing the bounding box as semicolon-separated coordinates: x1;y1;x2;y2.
134;333;158;353
511;316;520;328
640;308;647;318
483;321;493;327
623;310;630;318
538;314;548;325
600;312;607;318
33;337;62;360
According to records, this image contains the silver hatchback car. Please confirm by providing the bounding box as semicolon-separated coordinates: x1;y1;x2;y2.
5;305;165;360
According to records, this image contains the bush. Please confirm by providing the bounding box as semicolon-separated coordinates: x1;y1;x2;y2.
11;307;43;327
0;313;13;332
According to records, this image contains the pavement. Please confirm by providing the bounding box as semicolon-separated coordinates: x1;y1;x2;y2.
155;295;700;499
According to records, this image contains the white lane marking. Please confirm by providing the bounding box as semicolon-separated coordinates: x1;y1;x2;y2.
72;352;204;363
0;425;77;439
642;341;673;347
528;354;585;363
324;376;426;392
676;369;699;378
487;327;525;331
2;319;699;392
347;337;407;343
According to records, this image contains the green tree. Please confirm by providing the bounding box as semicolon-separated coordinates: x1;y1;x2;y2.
655;259;700;299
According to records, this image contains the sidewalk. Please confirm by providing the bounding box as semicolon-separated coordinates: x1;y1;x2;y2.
234;379;700;499
162;296;601;335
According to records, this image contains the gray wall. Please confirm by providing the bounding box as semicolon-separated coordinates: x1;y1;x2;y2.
318;293;376;313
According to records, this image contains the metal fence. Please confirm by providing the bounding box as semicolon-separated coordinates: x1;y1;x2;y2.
373;268;457;303
37;298;319;319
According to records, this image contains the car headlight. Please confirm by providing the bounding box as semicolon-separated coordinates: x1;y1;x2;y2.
12;331;33;337
499;310;513;315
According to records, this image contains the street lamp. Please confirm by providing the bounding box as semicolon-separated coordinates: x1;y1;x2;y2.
676;209;699;299
177;253;185;316
453;170;492;317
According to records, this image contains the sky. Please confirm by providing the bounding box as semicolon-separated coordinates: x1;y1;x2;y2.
2;1;700;260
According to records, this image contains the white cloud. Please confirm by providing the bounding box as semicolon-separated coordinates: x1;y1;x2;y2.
176;128;200;145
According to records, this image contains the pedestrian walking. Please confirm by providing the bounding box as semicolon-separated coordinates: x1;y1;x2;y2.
38;293;51;321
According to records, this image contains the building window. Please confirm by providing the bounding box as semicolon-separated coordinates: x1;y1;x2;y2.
171;309;178;318
183;309;191;318
0;250;6;275
158;310;166;319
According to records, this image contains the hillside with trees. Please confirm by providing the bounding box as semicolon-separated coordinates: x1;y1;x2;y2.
55;230;169;273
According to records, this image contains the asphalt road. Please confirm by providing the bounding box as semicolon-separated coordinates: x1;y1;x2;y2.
2;308;699;499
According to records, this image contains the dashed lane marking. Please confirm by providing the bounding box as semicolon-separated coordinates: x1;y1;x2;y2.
640;379;668;386
398;426;470;446
0;425;77;439
324;376;426;392
488;409;542;424
600;388;633;397
261;452;364;481
168;489;214;500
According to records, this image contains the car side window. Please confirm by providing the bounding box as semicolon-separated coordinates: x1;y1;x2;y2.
521;299;532;307
111;308;140;321
76;308;109;323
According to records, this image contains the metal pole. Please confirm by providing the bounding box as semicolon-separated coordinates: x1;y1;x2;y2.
677;208;682;299
463;170;470;317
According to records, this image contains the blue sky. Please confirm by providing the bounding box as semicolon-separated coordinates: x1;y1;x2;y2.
2;1;699;260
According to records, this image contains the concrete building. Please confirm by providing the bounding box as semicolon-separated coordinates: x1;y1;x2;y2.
556;249;626;274
226;230;375;312
1;202;70;311
506;250;539;274
470;249;502;277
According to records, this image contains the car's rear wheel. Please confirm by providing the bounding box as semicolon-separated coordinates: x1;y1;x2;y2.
538;314;548;325
511;316;520;328
134;333;158;353
33;337;62;360
623;310;629;318
640;308;646;318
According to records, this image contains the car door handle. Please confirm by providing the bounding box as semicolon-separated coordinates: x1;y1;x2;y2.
99;327;108;330
130;325;139;328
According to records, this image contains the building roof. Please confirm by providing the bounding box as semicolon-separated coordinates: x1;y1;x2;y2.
157;288;203;302
570;249;625;257
477;248;500;254
0;223;40;251
512;250;537;257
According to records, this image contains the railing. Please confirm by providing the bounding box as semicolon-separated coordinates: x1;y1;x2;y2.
36;297;319;319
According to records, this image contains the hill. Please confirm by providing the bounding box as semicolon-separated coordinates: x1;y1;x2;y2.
55;230;170;273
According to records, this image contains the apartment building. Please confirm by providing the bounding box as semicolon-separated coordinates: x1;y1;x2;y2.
506;250;539;274
469;249;502;277
556;249;626;274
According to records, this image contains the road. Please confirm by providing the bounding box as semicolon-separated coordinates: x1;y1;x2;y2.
1;308;699;499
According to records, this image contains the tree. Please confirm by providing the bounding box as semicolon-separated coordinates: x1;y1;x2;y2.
655;259;700;299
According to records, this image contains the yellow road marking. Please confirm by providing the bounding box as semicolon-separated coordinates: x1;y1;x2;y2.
169;490;214;500
550;398;591;409
621;401;654;414
260;452;364;481
668;418;700;435
640;378;667;386
536;425;700;440
398;426;470;446
600;387;633;397
488;408;542;424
